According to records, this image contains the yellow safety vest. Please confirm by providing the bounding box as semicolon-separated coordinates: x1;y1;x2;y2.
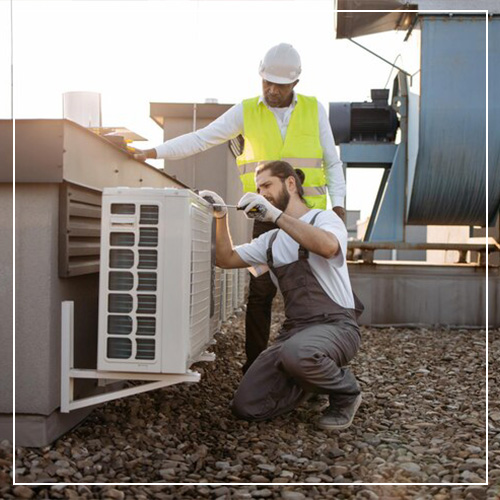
236;94;327;209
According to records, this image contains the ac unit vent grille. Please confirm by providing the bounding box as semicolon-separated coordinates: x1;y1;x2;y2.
111;203;135;215
107;337;132;359
110;232;135;247
189;206;212;358
138;272;157;291
136;338;155;360
110;249;134;269
138;250;157;269
140;205;159;225
225;271;233;314
139;228;158;247
109;293;133;313
137;294;156;314
109;271;134;291
108;315;132;335
137;317;156;335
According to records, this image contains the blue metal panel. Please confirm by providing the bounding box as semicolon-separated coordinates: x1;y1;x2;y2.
368;144;406;241
408;16;488;225
340;143;397;164
489;16;500;224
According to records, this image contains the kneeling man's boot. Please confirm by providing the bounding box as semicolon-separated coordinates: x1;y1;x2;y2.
317;394;362;431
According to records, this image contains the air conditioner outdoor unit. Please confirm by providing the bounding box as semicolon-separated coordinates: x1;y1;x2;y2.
238;268;248;305
210;267;223;336
232;268;240;308
97;187;216;374
221;269;234;321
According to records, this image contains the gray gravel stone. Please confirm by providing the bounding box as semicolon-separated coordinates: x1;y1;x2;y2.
257;463;276;473
251;489;273;498
12;486;35;499
2;309;491;498
102;489;125;500
281;492;306;500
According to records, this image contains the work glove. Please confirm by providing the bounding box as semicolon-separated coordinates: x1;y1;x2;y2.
199;190;227;219
238;192;282;223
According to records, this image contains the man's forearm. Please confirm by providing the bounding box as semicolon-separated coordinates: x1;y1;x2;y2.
276;213;339;258
326;160;346;208
155;104;242;159
215;216;245;268
143;148;157;159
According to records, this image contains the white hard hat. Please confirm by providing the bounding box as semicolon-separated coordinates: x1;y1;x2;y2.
259;43;301;84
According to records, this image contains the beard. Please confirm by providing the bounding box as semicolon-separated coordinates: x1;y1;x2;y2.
265;183;290;212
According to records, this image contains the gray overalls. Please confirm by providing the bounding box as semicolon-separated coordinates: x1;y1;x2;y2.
231;212;363;421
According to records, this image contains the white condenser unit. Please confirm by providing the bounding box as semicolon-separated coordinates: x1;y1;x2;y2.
238;268;248;305
97;188;216;374
221;269;234;322
210;267;222;336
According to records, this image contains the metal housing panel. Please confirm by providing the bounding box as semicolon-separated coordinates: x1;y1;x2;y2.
367;144;406;241
335;0;412;39
340;143;397;165
329;102;351;144
408;16;488;225
350;263;498;327
488;16;500;223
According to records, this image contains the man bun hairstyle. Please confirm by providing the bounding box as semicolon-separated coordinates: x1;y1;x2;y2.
255;161;308;205
294;168;305;185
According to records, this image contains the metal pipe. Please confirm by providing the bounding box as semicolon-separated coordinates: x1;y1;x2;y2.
348;38;413;83
348;241;500;252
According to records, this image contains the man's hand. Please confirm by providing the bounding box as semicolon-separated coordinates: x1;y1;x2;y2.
332;206;346;222
199;190;228;219
238;192;282;223
132;148;157;162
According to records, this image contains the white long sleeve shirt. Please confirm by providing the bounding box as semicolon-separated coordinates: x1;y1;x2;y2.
155;93;346;207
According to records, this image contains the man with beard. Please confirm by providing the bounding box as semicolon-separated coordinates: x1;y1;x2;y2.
133;43;346;375
200;161;363;430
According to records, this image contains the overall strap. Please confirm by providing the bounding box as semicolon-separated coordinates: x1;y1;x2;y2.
266;230;280;268
298;211;322;260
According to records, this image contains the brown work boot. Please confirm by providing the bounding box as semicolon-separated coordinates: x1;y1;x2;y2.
317;394;362;430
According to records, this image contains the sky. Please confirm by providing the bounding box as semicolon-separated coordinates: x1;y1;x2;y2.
2;0;421;219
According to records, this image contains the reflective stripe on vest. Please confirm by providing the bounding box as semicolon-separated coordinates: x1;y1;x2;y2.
237;94;326;208
238;157;323;176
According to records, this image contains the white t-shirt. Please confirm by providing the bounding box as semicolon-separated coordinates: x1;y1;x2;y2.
234;209;355;309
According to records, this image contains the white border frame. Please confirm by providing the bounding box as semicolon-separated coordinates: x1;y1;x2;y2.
11;5;491;489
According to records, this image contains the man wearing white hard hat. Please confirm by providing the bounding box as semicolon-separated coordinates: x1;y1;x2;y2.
134;43;347;373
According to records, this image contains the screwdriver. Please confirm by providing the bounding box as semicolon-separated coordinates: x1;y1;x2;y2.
212;204;261;213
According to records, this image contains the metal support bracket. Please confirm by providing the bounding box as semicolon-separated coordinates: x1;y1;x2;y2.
61;301;203;413
196;351;216;363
